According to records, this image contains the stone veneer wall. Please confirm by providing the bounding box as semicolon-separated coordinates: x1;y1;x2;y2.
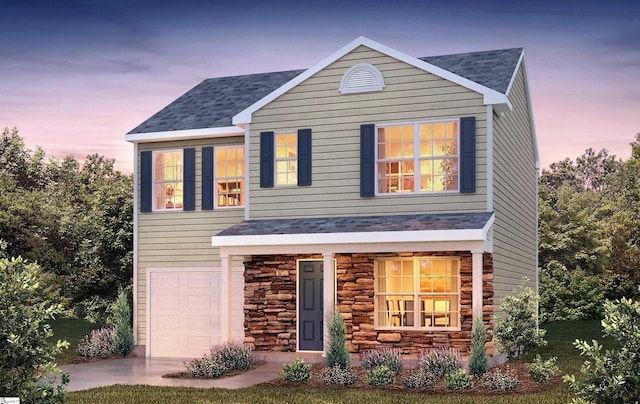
243;252;494;355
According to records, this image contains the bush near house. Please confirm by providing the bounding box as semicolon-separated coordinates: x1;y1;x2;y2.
564;290;640;402
360;346;403;375
326;310;350;369
417;347;463;378
0;250;69;403
467;316;489;377
281;358;311;382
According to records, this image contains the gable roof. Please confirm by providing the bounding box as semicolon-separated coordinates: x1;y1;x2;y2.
127;37;523;136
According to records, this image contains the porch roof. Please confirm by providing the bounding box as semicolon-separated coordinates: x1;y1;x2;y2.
212;212;494;254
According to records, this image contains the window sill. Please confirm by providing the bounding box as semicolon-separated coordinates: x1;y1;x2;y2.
374;190;459;197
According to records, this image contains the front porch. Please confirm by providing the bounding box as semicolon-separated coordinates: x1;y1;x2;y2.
212;212;495;356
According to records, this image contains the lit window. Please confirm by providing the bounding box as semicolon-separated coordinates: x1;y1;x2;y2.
275;133;297;186
375;258;459;329
153;150;183;210
215;146;244;207
377;121;458;193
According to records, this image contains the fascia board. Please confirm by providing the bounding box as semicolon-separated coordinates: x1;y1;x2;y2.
233;36;511;124
212;228;488;248
125;126;244;143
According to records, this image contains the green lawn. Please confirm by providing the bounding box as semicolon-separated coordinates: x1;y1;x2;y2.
48;317;96;365
60;319;612;403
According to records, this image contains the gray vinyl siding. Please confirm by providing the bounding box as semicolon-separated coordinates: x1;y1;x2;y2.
136;137;245;344
248;46;489;219
491;64;538;305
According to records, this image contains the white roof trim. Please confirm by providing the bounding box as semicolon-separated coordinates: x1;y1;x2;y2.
504;50;540;169
232;36;512;124
125;126;244;143
212;213;495;248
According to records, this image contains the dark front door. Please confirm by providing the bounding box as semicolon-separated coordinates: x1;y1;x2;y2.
298;260;323;351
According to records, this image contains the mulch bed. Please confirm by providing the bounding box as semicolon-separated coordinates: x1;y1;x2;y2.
71;352;137;363
263;362;561;396
162;360;266;380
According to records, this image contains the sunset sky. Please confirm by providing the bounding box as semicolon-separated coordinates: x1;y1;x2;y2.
1;0;638;173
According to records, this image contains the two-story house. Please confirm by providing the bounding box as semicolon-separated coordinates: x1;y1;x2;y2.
125;37;538;359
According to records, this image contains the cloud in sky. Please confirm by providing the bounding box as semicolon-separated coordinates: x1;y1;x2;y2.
1;0;639;173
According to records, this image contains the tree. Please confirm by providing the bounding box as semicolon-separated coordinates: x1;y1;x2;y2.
326;310;350;369
0;250;69;403
467;316;488;376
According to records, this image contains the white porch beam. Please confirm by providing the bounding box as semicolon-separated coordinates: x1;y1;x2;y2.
472;251;483;320
322;252;335;354
220;253;234;342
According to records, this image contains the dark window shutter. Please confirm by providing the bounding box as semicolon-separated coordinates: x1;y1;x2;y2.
140;151;152;212
260;131;274;188
202;147;214;210
297;129;312;186
183;148;196;210
360;124;375;197
460;116;476;193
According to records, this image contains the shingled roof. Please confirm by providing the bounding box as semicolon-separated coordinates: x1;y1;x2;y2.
128;47;522;135
215;212;494;237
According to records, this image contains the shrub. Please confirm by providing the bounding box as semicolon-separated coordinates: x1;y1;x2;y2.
479;367;520;390
492;278;546;362
326;310;350;369
73;295;112;326
319;364;358;385
526;355;558;385
418;347;463;378
76;326;115;357
0;254;69;403
185;355;227;378
282;357;311;382
211;342;254;371
402;368;439;389
366;365;395;386
444;369;473;390
468;316;489;377
564;290;640;402
111;289;134;357
360;346;403;375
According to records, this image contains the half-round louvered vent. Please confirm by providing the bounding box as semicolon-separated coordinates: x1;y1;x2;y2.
339;63;385;94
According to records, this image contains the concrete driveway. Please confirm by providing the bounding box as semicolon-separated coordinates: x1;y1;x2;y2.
59;356;284;392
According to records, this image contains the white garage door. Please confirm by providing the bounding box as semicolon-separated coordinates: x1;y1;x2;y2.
148;269;244;358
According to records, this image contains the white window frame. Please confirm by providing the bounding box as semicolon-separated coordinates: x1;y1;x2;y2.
152;149;183;212
375;119;460;196
374;257;461;331
274;132;298;187
214;145;245;209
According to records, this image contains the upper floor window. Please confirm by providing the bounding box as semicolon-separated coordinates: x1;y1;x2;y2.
375;257;460;329
153;150;183;210
275;133;297;186
215;146;244;207
377;121;459;194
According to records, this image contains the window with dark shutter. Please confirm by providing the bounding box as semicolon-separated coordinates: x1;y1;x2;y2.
297;129;312;186
260;132;274;188
360;124;375;197
459;117;476;193
183;148;196;210
140;151;152;212
202;147;214;210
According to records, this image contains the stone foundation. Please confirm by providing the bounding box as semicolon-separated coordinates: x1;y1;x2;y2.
243;252;494;355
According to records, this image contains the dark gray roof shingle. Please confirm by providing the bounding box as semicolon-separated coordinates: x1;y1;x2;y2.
128;69;304;134
215;212;493;237
128;47;522;134
421;48;523;94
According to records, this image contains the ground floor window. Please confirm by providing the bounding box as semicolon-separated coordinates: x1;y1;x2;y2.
375;257;460;329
